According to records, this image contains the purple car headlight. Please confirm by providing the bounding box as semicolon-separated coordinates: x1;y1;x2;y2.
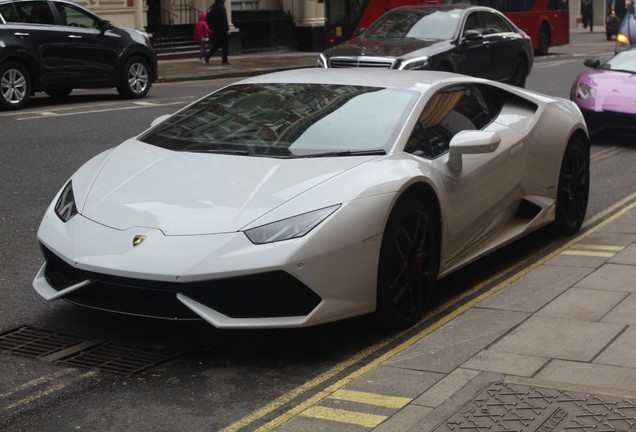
576;82;596;100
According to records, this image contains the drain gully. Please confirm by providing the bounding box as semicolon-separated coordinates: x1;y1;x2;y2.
0;326;175;376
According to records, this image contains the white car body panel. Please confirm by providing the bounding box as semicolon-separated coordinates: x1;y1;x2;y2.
33;69;589;329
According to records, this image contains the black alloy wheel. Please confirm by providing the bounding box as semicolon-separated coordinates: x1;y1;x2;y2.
0;62;31;110
510;56;527;88
554;136;590;235
117;57;151;99
377;198;439;330
536;23;551;56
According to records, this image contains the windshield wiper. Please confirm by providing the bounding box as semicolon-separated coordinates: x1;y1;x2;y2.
297;149;387;158
185;148;251;156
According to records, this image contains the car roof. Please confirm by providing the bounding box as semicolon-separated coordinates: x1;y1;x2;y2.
238;68;484;93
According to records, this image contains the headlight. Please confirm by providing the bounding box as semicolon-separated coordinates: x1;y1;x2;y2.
615;33;631;52
576;82;596;100
399;57;430;70
243;205;340;244
54;181;78;223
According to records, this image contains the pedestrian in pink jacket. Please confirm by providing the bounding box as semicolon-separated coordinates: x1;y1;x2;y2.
194;12;211;64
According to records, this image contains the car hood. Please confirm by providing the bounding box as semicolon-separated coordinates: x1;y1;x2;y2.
324;37;442;59
80;140;369;235
582;70;636;113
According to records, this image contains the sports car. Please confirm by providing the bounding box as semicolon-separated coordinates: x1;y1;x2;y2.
33;68;590;330
570;47;636;136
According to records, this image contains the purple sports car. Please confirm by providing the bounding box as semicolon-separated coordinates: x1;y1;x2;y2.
570;47;636;136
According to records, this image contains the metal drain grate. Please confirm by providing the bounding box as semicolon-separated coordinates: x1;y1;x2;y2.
437;381;636;432
58;341;175;376
0;326;175;376
0;326;88;358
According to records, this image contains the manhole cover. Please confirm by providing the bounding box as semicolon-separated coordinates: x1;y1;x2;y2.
0;326;175;376
437;381;636;431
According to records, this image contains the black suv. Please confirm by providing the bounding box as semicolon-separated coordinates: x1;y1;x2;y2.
0;0;157;109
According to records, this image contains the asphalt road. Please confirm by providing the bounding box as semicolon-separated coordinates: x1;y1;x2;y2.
1;31;635;431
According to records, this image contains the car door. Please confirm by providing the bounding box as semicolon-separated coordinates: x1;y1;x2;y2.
480;11;523;82
454;11;494;79
407;84;526;268
10;0;72;85
51;1;121;85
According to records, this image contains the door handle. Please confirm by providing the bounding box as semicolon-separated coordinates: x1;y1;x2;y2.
68;35;82;39
14;32;30;37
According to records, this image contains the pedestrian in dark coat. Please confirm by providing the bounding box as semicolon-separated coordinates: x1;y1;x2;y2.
205;0;230;65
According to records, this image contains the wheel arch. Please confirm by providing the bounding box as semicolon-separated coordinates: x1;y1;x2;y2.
391;181;443;252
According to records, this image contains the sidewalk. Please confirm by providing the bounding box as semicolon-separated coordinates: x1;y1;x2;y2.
156;51;318;83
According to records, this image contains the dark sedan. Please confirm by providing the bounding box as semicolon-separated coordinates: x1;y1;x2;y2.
317;4;534;88
0;0;157;109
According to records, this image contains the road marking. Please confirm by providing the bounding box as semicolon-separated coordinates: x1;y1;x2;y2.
0;368;76;400
328;389;411;409
300;406;387;428
222;192;636;432
561;244;624;258
15;101;187;120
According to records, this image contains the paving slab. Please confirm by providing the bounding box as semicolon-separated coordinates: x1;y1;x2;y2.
489;316;623;361
537;360;636;396
347;366;444;399
383;309;528;374
609;243;636;265
575;263;636;292
461;349;549;377
601;293;636;325
534;287;627;322
595;326;636;368
475;265;592;313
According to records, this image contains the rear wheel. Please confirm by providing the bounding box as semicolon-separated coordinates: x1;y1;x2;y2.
554;136;590;235
510;57;528;87
536;23;550;56
0;62;31;110
117;57;151;99
376;198;439;330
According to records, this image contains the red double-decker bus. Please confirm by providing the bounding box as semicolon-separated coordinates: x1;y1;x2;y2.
324;0;569;55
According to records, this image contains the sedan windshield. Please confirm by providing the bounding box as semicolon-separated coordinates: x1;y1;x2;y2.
602;49;636;73
364;9;461;41
139;83;417;157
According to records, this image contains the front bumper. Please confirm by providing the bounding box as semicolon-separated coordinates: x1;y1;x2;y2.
580;108;636;136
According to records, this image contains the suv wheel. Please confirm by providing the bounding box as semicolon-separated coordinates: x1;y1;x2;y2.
0;62;31;110
117;57;151;99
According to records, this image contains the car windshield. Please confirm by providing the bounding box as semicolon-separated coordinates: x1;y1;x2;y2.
602;49;636;73
139;83;417;157
364;9;461;41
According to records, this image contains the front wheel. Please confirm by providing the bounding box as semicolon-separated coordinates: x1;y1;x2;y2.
554;136;590;235
117;57;151;99
510;57;527;88
376;198;439;330
0;62;31;110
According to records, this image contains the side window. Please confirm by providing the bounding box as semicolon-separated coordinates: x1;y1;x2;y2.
405;86;495;159
0;3;18;22
15;1;55;24
54;2;99;28
464;12;483;34
482;13;512;34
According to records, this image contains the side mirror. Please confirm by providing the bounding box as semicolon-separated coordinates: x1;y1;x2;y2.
352;27;365;37
583;58;601;68
99;20;114;33
446;130;501;171
462;29;483;42
151;114;171;127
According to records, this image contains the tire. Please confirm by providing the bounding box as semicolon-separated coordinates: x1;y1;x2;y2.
0;62;31;110
554;136;590;236
510;57;527;88
45;88;72;98
535;23;550;56
117;57;151;99
376;198;439;330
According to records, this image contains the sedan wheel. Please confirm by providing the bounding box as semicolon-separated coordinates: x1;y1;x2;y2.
0;62;31;110
377;198;439;330
554;137;590;235
510;57;527;88
117;57;150;99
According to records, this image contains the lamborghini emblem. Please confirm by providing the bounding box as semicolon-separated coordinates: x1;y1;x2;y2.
132;235;147;247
